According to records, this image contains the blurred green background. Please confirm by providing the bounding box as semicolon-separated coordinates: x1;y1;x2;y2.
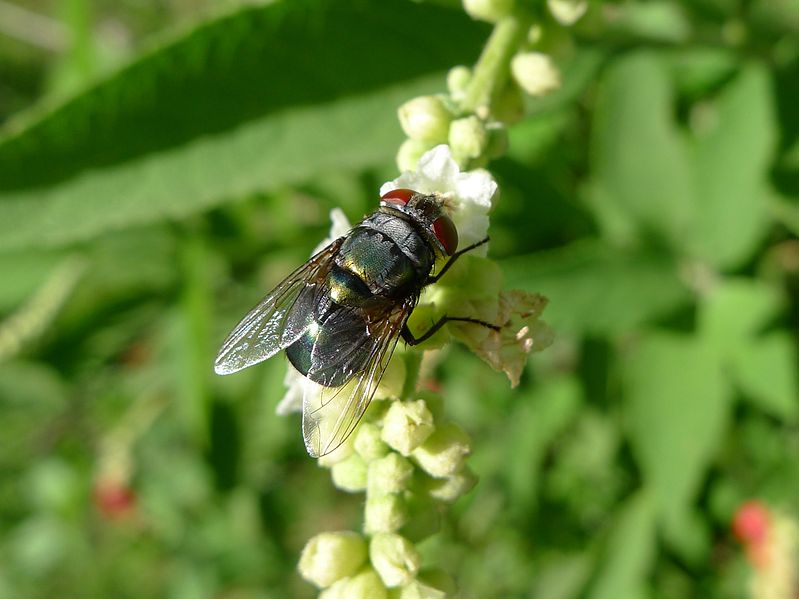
1;0;798;597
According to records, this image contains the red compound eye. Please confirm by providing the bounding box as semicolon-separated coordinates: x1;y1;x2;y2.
380;188;416;206
433;214;458;255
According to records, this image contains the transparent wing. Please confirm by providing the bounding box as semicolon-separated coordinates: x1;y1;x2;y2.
302;299;415;457
214;239;344;375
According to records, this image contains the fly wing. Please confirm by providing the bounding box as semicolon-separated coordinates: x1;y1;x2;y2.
301;298;416;457
214;238;344;375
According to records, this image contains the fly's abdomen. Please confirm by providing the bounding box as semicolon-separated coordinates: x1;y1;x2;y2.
285;304;376;387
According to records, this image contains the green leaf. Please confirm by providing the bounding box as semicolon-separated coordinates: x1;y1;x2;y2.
591;51;695;248
501;240;691;335
623;333;732;532
732;332;799;422
588;491;657;599
690;64;776;269
0;0;488;250
503;377;583;512
698;278;783;351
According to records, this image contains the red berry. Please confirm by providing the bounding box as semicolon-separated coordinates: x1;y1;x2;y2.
732;500;770;545
94;479;136;520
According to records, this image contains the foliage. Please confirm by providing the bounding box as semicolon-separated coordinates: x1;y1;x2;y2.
1;0;798;597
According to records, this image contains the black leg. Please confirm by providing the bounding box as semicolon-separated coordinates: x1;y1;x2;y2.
402;315;500;346
427;237;489;284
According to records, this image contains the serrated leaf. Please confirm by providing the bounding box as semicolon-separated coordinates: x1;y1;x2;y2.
588;491;657;599
591;52;695;248
623;333;732;530
0;0;487;250
501;240;691;335
690;64;776;268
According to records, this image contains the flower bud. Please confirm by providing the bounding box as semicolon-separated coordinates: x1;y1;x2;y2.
412;423;471;478
299;531;367;588
395;580;447;599
368;453;414;496
463;0;515;23
449;116;489;161
425;467;478;503
370;533;421;588
511;52;562;97
376;355;407;400
344;568;389;599
398;96;452;143
396;139;433;173
355;422;390;461
317;434;355;468
382;400;435;456
331;453;368;492
365;493;408;534
548;0;587;25
446;66;472;100
319;578;349;599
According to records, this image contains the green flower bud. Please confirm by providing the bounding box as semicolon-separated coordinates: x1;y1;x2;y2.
319;578;349;599
365;493;408;534
370;533;421;588
395;580;446;599
396;139;433;173
344;568;389;599
446;66;472;100
381;400;435;456
463;0;515;23
368;453;414;496
355;422;390;461
331;453;368;492
449;116;489;161
398;96;452;143
548;0;587;25
298;531;368;588
511;52;562;97
317;434;355;468
376;356;406;400
425;467;478;503
412;423;471;478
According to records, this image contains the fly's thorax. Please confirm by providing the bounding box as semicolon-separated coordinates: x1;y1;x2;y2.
334;222;433;300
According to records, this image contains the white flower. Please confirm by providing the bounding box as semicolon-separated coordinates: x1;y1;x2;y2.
380;145;497;256
276;363;305;415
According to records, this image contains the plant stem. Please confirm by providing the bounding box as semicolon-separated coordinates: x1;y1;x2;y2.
460;13;532;114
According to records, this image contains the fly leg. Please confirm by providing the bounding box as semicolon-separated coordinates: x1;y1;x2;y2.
402;316;500;346
427;237;489;284
407;237;500;345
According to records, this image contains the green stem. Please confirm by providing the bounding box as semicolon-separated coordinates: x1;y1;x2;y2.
401;351;423;400
460;13;532;114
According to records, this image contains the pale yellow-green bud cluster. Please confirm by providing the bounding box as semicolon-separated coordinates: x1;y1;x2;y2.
463;0;515;24
393;0;580;172
299;396;476;597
